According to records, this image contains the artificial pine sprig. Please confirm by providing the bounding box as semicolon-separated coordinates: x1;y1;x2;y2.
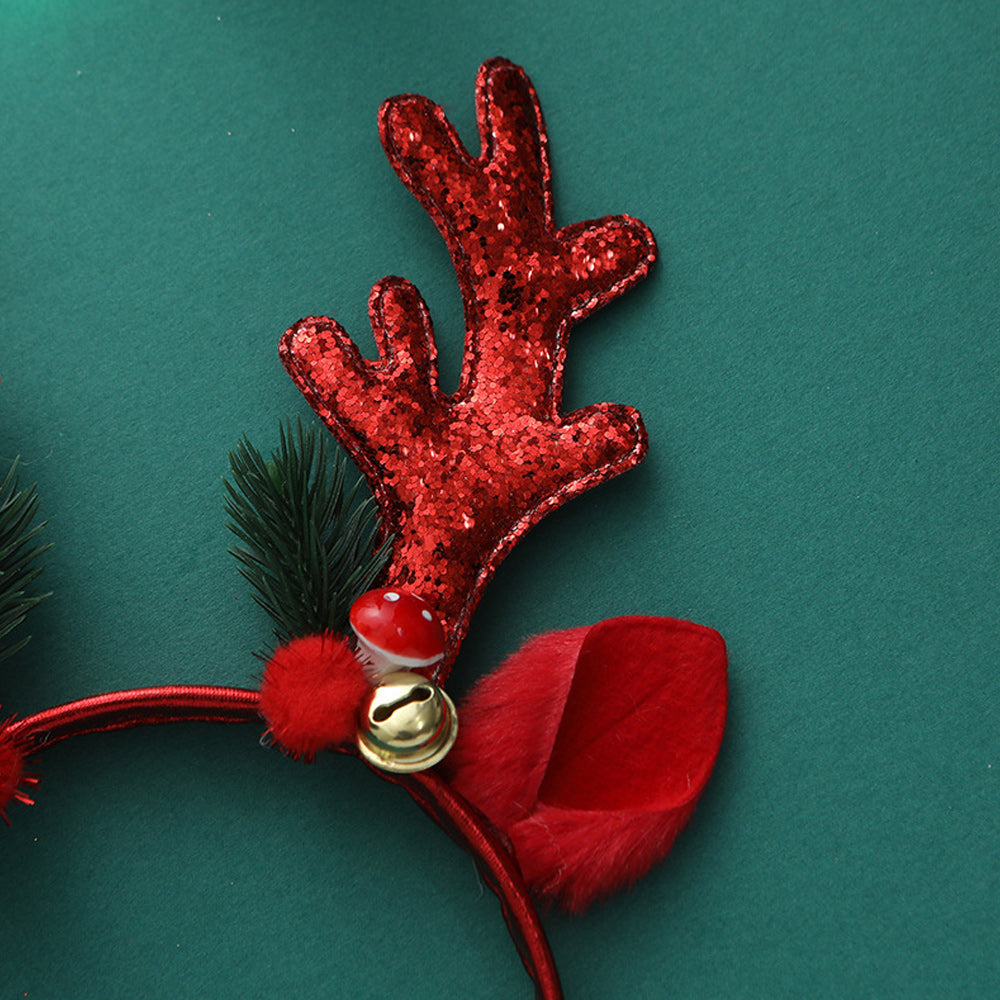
0;458;51;663
224;418;392;642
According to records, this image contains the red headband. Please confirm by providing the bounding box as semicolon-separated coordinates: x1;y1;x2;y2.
0;59;727;998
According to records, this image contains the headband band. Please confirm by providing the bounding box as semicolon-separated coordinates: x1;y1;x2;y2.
1;58;726;997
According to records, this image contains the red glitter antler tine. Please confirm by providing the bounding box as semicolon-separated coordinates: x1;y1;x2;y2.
379;59;549;238
280;316;376;439
280;278;445;470
366;276;441;400
473;57;551;221
559;216;658;323
378;94;481;226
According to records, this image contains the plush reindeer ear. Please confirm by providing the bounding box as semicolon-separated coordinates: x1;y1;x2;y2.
447;617;727;912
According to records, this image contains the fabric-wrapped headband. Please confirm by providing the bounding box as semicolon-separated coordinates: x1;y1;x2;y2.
0;59;727;998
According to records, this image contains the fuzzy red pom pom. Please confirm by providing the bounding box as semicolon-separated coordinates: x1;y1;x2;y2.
447;616;727;912
0;723;34;823
259;633;369;761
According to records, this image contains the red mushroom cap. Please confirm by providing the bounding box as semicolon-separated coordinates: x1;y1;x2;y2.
349;589;446;670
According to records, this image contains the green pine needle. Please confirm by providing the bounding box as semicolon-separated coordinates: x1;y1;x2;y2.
224;418;392;642
0;457;51;663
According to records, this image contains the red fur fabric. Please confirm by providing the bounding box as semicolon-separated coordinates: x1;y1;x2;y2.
259;633;369;761
447;616;727;912
0;726;27;822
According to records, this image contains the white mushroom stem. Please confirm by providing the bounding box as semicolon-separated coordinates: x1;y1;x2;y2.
356;635;443;681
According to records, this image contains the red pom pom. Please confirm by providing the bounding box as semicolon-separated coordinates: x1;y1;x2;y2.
259;634;369;761
447;617;727;912
0;722;35;823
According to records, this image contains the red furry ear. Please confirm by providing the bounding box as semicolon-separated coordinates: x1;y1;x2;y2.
447;617;727;912
259;634;369;761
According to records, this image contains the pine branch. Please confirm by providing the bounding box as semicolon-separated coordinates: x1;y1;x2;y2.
0;457;51;663
224;418;392;642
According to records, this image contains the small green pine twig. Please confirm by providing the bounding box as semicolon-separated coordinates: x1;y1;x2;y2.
0;457;51;663
224;418;392;642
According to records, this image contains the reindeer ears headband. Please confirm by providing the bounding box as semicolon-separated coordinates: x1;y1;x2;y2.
0;59;727;998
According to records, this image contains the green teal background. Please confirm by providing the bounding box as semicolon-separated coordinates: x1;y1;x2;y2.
1;1;997;996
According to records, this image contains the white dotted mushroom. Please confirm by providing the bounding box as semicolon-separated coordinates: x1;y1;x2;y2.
348;588;446;679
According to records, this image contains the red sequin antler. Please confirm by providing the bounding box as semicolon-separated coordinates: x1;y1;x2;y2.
280;58;656;674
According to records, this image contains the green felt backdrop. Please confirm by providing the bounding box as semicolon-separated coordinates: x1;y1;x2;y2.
1;1;998;997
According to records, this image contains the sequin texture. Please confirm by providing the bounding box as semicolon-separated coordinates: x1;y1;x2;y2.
280;59;656;677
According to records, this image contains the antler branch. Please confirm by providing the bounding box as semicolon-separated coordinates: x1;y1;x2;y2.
281;58;656;672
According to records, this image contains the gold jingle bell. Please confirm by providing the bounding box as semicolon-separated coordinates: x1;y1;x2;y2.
356;671;458;773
